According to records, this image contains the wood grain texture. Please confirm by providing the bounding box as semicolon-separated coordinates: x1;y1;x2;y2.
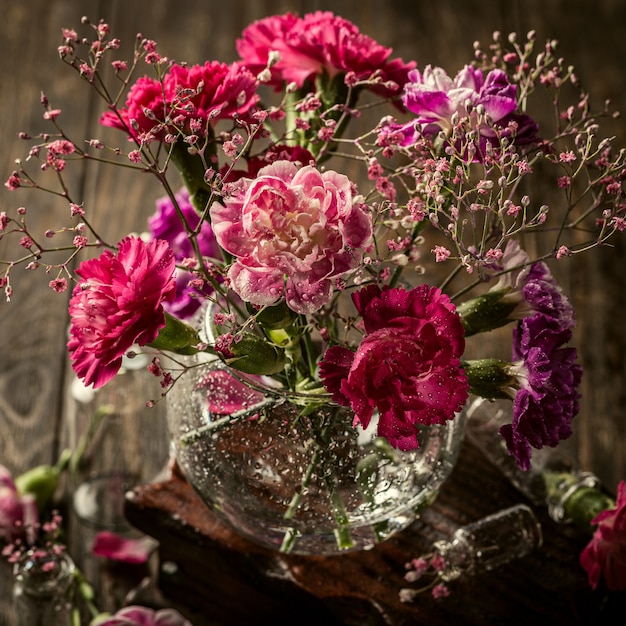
1;0;625;622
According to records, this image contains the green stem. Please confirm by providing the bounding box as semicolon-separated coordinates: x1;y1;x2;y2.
179;398;275;447
544;471;615;531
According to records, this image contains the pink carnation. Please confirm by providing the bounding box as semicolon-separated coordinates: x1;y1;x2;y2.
580;480;626;591
100;62;258;140
319;284;468;450
236;11;414;97
100;75;167;139
0;465;38;543
165;61;259;127
209;160;373;314
67;237;176;389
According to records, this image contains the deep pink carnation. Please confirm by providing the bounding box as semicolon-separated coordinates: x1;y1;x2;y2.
237;11;414;98
165;61;259;127
580;481;626;591
210;160;373;314
319;285;469;450
67;237;176;389
100;61;258;140
100;76;166;139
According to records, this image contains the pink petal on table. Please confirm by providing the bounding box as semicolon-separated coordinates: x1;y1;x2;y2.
92;531;155;564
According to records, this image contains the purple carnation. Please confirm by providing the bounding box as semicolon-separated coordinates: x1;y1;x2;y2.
500;314;582;470
399;65;538;159
148;187;219;319
490;240;576;328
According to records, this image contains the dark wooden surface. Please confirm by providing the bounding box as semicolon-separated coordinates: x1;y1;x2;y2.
1;1;626;623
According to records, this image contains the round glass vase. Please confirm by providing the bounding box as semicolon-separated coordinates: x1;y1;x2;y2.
166;356;467;555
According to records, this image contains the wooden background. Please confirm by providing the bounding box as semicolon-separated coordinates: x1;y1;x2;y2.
1;0;625;623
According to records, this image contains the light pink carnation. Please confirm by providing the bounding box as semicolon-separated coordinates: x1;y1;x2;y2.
210;160;373;314
237;11;414;97
67;237;176;389
320;285;468;450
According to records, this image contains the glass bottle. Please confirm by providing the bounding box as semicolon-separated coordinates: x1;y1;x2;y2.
465;397;615;530
433;504;543;581
12;550;76;626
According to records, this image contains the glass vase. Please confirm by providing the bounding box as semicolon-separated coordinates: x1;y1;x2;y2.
12;550;76;626
166;356;467;555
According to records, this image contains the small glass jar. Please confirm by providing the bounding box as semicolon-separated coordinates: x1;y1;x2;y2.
12;550;76;626
433;504;543;581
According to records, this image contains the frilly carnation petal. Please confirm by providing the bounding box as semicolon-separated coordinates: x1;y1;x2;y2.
318;345;355;404
228;263;284;308
67;237;176;389
376;408;422;450
284;276;332;315
99;76;165;139
100;61;258;141
165;61;259;127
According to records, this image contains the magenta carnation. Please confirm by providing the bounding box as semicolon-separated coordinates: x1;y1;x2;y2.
100;61;258;140
236;11;414;98
209;160;373;314
67;237;176;389
580;480;626;591
319;285;469;450
148;187;219;319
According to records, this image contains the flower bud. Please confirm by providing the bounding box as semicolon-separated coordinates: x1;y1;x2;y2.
462;358;515;399
14;465;60;510
225;333;286;375
456;290;519;336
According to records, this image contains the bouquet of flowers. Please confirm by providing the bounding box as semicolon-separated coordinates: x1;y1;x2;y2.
2;11;626;562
